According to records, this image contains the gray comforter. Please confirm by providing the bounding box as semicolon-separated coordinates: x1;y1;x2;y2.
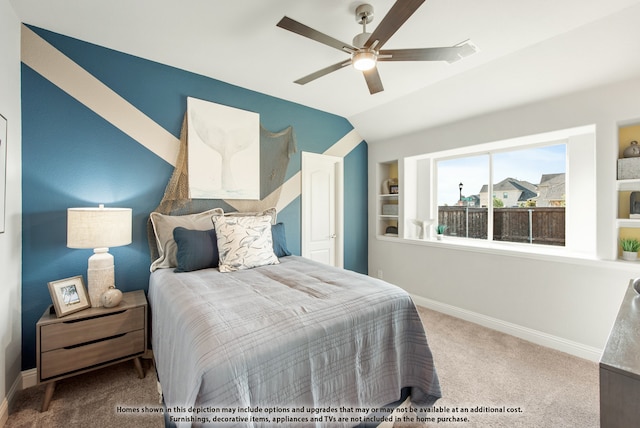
149;256;440;427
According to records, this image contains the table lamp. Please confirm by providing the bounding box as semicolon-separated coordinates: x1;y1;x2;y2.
67;204;132;307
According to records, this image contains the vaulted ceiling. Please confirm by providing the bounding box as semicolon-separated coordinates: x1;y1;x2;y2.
11;0;640;143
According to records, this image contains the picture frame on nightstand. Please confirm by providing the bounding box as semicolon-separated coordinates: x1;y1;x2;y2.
47;275;90;317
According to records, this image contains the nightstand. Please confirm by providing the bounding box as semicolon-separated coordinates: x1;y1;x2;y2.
36;289;148;412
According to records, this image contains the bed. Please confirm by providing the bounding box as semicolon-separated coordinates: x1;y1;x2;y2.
147;209;441;427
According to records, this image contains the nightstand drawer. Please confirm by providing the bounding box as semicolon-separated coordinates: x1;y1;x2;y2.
40;329;145;380
40;306;144;352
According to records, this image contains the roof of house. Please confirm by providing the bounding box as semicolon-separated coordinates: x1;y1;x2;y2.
536;173;566;201
479;178;538;201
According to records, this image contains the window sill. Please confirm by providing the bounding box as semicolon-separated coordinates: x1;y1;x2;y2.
377;234;633;269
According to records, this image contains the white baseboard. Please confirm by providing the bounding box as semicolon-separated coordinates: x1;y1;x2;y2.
0;397;7;428
21;369;37;390
0;370;24;427
411;294;603;362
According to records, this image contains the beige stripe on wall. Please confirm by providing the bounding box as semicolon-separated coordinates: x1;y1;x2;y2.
272;130;364;213
21;24;364;212
21;24;181;166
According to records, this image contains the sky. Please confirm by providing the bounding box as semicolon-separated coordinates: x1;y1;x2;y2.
437;144;566;206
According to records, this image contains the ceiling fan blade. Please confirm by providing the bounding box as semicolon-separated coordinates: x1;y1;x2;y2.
379;42;477;63
277;16;355;53
363;67;384;94
294;60;351;85
364;0;425;50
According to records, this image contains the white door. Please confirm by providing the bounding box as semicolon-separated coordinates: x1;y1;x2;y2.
301;152;343;267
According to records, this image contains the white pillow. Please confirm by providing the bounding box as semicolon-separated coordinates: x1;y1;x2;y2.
213;215;279;272
150;208;224;271
211;207;277;225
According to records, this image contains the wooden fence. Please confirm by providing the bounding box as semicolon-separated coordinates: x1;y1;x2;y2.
438;206;565;246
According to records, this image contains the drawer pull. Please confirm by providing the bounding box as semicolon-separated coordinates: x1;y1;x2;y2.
63;333;128;349
62;310;127;324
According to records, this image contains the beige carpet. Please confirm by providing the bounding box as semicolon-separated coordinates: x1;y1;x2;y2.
396;307;600;428
6;307;599;427
7;358;163;427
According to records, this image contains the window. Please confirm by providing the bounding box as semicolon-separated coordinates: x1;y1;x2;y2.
436;143;566;246
437;154;488;240
403;125;596;255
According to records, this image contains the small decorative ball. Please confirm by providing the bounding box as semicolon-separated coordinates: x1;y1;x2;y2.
101;287;123;308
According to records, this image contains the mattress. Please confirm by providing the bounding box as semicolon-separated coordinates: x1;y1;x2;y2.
149;256;440;427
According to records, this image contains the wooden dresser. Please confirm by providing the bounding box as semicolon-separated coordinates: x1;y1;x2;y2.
36;290;147;411
600;280;640;427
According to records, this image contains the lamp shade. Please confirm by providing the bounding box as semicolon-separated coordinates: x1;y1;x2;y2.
67;206;132;249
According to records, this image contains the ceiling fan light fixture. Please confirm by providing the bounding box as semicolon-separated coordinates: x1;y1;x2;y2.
352;51;377;71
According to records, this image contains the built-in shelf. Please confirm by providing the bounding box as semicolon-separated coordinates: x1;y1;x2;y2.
616;178;640;191
377;161;400;238
616;219;640;228
616;122;640;259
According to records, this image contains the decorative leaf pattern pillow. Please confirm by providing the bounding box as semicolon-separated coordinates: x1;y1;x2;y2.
210;207;278;226
213;215;279;272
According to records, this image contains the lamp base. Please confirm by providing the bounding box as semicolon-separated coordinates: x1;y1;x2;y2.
87;248;115;307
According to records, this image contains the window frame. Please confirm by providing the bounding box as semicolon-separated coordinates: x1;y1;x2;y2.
402;125;597;258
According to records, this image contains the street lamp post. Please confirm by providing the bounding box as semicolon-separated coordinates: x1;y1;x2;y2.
459;182;468;237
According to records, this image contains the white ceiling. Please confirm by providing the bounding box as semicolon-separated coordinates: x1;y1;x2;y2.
10;0;640;143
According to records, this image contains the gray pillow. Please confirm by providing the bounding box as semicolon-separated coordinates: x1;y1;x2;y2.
149;208;224;271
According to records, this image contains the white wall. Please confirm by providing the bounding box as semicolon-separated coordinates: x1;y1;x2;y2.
0;0;22;424
368;76;640;361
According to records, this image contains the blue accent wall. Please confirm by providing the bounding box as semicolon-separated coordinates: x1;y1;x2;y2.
344;142;369;271
21;26;368;370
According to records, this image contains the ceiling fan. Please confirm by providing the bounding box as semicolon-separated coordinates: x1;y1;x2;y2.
276;0;477;94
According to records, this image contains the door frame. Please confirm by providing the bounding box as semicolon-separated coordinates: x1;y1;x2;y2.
301;151;344;268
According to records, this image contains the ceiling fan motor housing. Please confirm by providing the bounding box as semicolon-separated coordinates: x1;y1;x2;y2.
352;32;371;49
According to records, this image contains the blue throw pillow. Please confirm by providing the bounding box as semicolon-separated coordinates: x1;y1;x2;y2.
271;223;292;257
173;227;219;272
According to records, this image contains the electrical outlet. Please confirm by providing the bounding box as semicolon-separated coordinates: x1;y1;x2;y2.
377;269;383;279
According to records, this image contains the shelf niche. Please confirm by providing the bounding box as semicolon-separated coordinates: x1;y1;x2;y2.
377;160;399;237
616;123;640;259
